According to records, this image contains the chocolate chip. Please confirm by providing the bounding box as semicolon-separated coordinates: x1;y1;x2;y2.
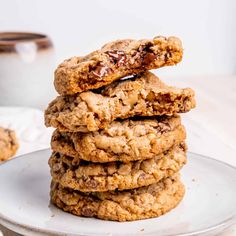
146;91;155;102
4;129;16;146
179;142;187;152
164;51;172;62
105;50;127;66
162;94;171;103
91;63;111;78
143;52;156;65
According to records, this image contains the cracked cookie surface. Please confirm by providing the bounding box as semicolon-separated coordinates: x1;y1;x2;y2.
49;143;186;192
45;72;195;132
51;115;186;163
0;127;19;162
54;36;183;95
51;174;184;221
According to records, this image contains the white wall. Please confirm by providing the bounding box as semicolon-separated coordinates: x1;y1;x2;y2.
1;0;236;77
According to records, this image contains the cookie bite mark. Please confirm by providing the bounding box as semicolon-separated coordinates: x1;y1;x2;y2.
54;36;183;95
45;72;195;132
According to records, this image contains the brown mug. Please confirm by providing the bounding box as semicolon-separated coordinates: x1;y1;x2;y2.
0;32;56;109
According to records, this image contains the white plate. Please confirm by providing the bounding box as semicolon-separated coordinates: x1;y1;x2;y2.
0;150;236;236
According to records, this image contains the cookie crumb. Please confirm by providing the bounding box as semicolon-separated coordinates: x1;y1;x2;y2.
0;127;19;162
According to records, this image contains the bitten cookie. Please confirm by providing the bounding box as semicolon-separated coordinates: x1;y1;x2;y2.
54;36;183;95
49;143;187;192
51;115;186;163
0;127;19;162
51;174;184;221
45;72;195;132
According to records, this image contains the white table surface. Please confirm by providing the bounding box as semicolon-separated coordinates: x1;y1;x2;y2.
0;75;236;236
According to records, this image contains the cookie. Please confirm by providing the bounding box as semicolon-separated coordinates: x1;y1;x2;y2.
51;115;186;163
51;174;184;221
49;143;186;192
0;127;19;162
54;36;183;95
45;72;195;132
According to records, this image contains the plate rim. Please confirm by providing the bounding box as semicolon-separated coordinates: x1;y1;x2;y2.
0;149;236;236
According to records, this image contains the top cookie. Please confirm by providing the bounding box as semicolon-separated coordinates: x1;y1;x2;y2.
54;36;183;95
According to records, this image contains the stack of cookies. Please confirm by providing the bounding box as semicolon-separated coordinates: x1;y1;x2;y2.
45;36;196;221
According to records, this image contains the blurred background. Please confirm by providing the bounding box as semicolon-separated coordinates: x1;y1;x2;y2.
1;0;236;76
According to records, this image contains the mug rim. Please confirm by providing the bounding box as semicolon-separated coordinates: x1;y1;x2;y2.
0;32;50;44
0;32;53;53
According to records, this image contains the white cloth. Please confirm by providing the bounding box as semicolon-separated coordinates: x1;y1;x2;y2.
0;107;53;157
